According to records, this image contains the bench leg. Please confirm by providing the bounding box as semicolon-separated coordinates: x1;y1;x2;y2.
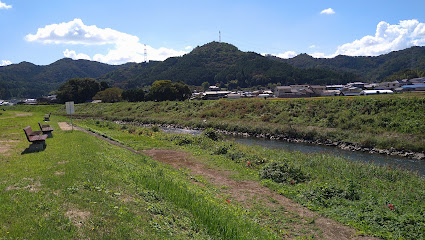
30;141;46;151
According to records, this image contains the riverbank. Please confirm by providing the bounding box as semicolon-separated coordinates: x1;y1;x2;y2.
8;94;425;159
113;120;425;161
78;119;425;239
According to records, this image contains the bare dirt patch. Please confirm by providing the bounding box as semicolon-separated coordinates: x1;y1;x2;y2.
58;122;74;131
54;171;65;176
0;144;12;154
0;140;20;156
65;208;91;227
143;149;376;240
57;160;69;164
6;178;42;192
0;112;33;119
15;113;33;117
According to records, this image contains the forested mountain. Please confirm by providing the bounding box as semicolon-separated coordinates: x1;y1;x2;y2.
0;58;135;99
273;46;425;82
3;42;425;99
99;42;358;89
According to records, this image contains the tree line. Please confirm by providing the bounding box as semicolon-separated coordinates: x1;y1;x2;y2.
56;78;191;104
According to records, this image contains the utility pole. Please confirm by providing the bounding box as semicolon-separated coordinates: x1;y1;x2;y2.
144;44;148;63
219;31;221;42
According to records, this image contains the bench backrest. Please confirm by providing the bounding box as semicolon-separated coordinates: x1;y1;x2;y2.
23;126;33;142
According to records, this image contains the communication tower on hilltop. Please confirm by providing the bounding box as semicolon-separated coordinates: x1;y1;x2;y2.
219;31;221;42
144;44;148;63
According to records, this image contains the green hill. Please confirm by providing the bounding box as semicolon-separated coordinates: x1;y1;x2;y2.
273;46;425;82
99;42;358;89
0;58;135;99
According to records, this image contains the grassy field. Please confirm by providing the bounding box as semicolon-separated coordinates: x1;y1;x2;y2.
0;111;279;239
3;94;425;239
13;93;424;153
77;119;425;240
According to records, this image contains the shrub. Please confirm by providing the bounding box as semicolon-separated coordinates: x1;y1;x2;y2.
203;128;219;141
151;125;160;132
259;161;309;183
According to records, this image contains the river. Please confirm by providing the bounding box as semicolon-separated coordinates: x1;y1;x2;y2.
159;126;425;177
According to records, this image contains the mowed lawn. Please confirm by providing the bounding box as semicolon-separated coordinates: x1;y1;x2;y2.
0;111;276;239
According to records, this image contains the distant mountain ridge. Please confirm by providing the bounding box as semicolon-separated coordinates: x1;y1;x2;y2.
98;42;357;89
2;42;425;99
0;58;135;99
272;46;425;82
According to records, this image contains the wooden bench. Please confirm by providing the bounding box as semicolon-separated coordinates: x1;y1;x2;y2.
38;122;54;134
44;113;51;121
23;126;47;144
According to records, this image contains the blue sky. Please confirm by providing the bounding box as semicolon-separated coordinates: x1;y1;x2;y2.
1;0;425;66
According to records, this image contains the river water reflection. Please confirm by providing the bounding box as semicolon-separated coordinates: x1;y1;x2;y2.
160;127;425;177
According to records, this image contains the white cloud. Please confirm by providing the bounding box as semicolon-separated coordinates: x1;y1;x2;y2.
0;1;12;9
309;45;316;49
0;60;12;66
26;18;189;64
320;8;335;15
273;51;297;59
335;19;425;56
25;18;137;45
308;52;336;58
63;49;91;61
185;46;193;50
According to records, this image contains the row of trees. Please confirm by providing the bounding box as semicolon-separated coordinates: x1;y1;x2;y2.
56;78;191;104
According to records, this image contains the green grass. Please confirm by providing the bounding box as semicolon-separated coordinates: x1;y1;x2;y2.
0;111;277;239
78;119;425;240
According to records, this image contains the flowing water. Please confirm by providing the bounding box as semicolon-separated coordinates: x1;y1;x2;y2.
160;127;425;177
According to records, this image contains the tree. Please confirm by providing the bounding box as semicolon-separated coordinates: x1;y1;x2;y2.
92;87;123;103
201;81;210;91
122;88;145;102
100;81;110;91
173;81;192;101
57;78;101;103
147;80;191;101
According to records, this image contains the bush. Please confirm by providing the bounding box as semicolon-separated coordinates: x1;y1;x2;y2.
151;125;160;132
203;128;219;141
259;161;309;184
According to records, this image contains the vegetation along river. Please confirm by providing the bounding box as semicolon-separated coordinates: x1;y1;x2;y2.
160;127;425;177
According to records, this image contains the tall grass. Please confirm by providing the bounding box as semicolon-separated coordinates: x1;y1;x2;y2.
81;120;425;239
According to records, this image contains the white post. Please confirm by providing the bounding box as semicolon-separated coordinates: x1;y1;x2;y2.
65;101;75;131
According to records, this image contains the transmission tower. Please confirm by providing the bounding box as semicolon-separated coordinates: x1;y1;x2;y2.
219;31;221;42
144;44;148;63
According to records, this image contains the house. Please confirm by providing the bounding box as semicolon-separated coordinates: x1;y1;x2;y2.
208;86;220;91
274;86;292;98
202;91;230;100
321;90;341;96
409;77;425;84
341;87;362;96
348;82;367;89
400;84;425;92
274;86;315;98
227;93;241;99
326;85;344;90
359;90;394;95
23;99;37;105
310;85;326;96
290;85;310;91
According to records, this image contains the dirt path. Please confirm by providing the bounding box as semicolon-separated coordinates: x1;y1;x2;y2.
143;149;377;240
58;122;74;131
65;122;376;239
0;112;32;119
